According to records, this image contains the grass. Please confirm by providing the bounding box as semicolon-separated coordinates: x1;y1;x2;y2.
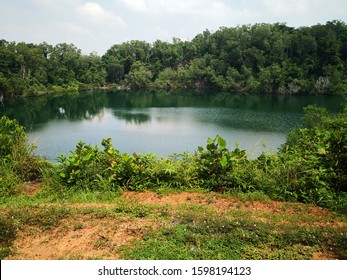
0;215;17;259
1;190;345;260
118;205;347;260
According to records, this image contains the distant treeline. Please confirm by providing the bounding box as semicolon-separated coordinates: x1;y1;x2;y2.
1;20;347;98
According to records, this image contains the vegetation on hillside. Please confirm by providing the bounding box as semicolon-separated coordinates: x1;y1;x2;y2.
1;20;347;97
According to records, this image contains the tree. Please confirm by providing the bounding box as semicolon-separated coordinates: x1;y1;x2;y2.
1;20;347;96
125;61;153;88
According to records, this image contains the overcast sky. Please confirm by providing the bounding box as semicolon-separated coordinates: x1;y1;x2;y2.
1;0;346;55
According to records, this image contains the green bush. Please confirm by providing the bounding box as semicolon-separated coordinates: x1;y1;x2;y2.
0;116;41;182
190;109;346;211
195;135;248;191
0;161;21;197
58;139;119;192
0;215;17;259
0;116;27;159
283;105;347;193
57;138;197;192
250;104;346;210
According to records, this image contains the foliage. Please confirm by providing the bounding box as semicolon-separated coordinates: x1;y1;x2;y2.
282;105;347;194
193;104;346;210
1;20;347;96
57;138;198;193
0;116;41;187
0;116;27;159
125;61;153;89
0;214;17;259
57;139;122;193
195;135;248;191
0;161;21;197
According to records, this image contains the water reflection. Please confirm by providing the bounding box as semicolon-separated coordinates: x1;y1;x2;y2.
0;91;109;128
113;110;151;125
1;90;344;128
0;89;344;160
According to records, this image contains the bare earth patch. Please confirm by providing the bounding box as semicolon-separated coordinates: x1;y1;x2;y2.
122;191;332;217
7;215;155;260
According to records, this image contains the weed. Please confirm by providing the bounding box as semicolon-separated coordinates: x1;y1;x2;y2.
207;196;216;204
68;253;85;260
0;161;21;197
73;223;84;230
111;202;151;218
9;206;71;230
0;215;17;259
119;206;347;260
234;191;271;202
94;236;111;249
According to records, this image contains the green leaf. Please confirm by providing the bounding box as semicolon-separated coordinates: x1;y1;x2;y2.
217;136;227;150
220;155;228;168
207;137;214;145
317;147;326;155
207;143;216;151
83;154;92;162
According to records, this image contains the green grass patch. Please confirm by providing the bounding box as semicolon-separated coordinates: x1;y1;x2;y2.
119;206;347;260
7;206;72;231
0;215;17;259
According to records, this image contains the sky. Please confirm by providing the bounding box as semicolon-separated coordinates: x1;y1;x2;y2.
0;0;346;55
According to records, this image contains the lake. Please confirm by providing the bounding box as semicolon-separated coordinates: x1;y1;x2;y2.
0;90;344;160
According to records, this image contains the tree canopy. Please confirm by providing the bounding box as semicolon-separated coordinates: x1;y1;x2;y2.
1;20;347;98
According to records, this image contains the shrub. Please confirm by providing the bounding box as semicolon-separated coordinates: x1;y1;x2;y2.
58;139;118;192
0;161;21;197
57;138;197;192
0;116;41;182
0;116;26;159
195;135;248;191
283;105;347;194
0;215;17;259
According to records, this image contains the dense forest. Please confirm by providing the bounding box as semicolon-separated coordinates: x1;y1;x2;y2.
1;20;347;98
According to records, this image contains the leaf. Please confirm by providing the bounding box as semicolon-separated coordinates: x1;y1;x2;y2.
207;143;216;151
217;136;227;150
220;155;228;168
207;137;214;145
83;154;92;162
317;147;326;155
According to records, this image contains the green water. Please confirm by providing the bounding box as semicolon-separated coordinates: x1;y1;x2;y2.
0;90;344;160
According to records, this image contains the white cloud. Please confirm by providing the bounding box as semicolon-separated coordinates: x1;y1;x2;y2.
61;22;87;35
119;0;147;12
149;27;172;41
30;0;80;10
76;2;126;27
264;0;308;16
119;0;229;17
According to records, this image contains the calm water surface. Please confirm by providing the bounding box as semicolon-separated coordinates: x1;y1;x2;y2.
1;90;344;160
